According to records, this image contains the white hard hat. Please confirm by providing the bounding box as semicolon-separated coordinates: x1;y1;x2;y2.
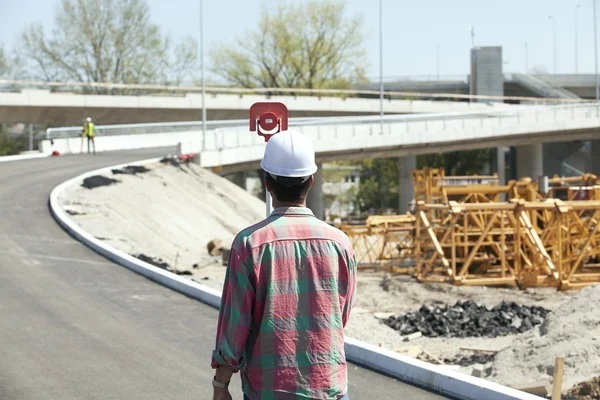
86;117;92;122
260;130;318;178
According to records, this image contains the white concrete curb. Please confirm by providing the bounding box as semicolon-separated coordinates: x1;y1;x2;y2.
0;152;49;163
49;158;544;400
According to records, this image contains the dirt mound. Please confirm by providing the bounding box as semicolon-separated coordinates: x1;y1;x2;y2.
81;175;120;189
565;376;600;400
488;284;600;391
384;300;548;338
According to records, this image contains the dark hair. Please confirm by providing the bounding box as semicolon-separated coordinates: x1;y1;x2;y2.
265;173;311;203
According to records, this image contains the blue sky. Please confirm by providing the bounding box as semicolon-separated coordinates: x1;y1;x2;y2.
1;0;599;81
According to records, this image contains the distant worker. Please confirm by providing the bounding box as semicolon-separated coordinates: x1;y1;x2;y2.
211;130;357;400
82;117;96;154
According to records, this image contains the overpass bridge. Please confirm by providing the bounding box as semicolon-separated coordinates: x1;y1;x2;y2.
0;84;510;126
43;101;600;216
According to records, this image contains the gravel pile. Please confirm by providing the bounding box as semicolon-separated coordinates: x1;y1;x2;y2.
384;300;549;338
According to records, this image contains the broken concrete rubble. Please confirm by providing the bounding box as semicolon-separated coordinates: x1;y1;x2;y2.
81;175;120;189
384;300;548;338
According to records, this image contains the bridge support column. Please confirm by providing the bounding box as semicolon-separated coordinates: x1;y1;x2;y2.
589;141;600;177
496;147;506;185
398;155;416;214
307;163;324;220
543;143;564;178
227;172;247;191
516;143;543;180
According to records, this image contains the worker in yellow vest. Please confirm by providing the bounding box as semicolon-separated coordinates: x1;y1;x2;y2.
83;117;96;154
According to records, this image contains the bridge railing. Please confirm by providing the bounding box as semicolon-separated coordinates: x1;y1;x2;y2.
44;110;504;139
45;102;600;149
3;78;590;109
205;102;600;153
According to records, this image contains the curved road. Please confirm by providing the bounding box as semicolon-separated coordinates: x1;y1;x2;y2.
0;149;447;400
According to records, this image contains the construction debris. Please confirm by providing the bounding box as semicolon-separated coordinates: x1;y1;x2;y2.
134;253;169;269
445;352;496;367
81;175;120;189
565;376;600;400
402;331;422;342
384;300;548;338
207;239;224;256
133;253;192;276
111;165;150;175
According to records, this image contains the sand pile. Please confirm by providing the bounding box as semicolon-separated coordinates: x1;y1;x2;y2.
59;160;265;289
488;284;600;391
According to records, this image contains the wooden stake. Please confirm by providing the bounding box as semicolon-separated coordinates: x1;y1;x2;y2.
552;356;564;400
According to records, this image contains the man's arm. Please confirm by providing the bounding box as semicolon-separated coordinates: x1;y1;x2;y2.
211;244;255;384
341;251;357;327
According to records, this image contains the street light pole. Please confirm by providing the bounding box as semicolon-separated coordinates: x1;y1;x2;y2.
469;26;474;103
379;0;384;133
549;15;557;74
436;45;440;82
525;42;529;73
575;4;581;74
199;0;207;150
595;0;599;100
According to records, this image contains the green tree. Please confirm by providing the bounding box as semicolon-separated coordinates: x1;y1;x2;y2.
0;125;27;156
418;149;493;176
351;159;398;212
18;0;197;91
0;46;7;78
0;44;24;80
210;0;367;89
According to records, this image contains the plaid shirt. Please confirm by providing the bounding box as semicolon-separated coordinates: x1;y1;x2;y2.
212;207;357;400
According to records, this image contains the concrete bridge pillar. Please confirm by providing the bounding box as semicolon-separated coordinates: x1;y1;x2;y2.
227;172;247;191
496;147;506;185
398;155;416;213
307;163;324;220
516;143;543;180
591;141;600;177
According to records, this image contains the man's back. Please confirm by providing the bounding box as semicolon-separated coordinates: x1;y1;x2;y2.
212;207;357;400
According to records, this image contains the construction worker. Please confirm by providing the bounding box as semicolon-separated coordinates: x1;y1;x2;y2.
82;117;96;154
211;131;357;400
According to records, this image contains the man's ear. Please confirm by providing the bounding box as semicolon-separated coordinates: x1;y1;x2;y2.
264;175;272;193
308;175;314;189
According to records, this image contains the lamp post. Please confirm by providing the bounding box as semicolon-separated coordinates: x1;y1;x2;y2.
436;45;440;82
469;26;475;103
379;0;384;133
525;42;529;73
199;0;207;150
548;15;557;74
594;0;599;100
575;4;581;73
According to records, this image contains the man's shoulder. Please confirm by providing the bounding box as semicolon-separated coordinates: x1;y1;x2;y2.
311;218;353;249
231;218;272;251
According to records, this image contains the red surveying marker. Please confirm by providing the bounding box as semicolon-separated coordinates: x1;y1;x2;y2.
250;102;288;216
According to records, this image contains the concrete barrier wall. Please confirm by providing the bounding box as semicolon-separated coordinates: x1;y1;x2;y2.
40;105;600;164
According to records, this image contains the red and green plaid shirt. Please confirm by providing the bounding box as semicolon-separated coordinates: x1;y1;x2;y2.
212;207;357;400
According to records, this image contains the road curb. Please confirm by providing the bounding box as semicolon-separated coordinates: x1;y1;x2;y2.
49;157;543;400
0;152;49;163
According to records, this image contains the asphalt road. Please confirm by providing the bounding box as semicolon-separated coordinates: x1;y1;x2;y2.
0;149;448;400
